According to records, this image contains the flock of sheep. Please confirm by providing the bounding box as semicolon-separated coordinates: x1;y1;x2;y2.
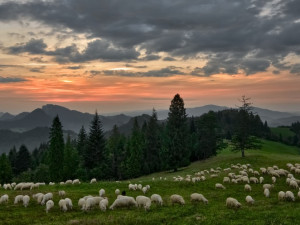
1;162;300;214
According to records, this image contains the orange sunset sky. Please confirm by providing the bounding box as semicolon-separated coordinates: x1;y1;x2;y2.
0;0;300;114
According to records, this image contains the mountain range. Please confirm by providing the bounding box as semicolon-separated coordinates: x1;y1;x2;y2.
0;104;299;154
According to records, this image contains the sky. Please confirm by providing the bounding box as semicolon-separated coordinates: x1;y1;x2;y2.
0;0;300;114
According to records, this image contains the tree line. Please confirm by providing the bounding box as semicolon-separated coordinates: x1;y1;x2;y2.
0;94;270;184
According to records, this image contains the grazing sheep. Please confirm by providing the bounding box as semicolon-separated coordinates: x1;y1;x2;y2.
78;198;86;210
242;176;250;184
264;188;270;198
278;191;286;201
46;200;54;213
60;182;65;185
250;177;258;184
259;177;264;184
226;197;241;209
115;189;120;195
83;197;96;211
150;194;163;206
91;197;104;205
223;177;230;183
41;193;53;205
49;182;55;186
14;195;23;204
254;171;260;176
65;198;73;210
100;198;108;212
59;199;68;212
23;195;30;207
99;189;105;197
146;185;150;190
65;180;72;185
244;184;252;192
289;180;299;189
142;187;148;194
59;190;66;198
297;190;300;199
215;183;226;189
285;191;295;201
136;196;151;211
170;194;185;205
37;194;44;204
72;179;80;185
137;184;143;190
263;184;274;190
0;194;9;204
129;184;137;191
245;196;254;205
272;177;276;184
109;196;137;210
90;178;97;184
190;193;208;204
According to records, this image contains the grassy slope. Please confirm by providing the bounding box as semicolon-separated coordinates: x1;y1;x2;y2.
0;140;300;225
271;127;295;139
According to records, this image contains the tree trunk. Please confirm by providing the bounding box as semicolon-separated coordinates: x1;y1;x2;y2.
241;149;245;157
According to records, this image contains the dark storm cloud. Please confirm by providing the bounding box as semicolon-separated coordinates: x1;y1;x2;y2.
0;76;27;83
8;38;47;54
1;0;300;75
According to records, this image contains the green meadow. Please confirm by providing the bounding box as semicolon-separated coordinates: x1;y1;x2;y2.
1;140;300;225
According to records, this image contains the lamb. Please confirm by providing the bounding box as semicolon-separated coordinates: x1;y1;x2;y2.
46;200;54;213
136;196;151;211
14;195;23;204
90;178;97;184
245;195;254;205
215;183;226;189
150;194;163;206
41;193;53;205
115;189;120;195
0;194;9;204
23;195;30;207
100;198;108;211
109;196;137;210
190;193;208;204
244;184;252;192
263;184;274;190
223;177;230;183
285;191;295;201
264;188;270;198
278;191;286;201
259;177;264;184
170;194;185;205
272;176;276;184
59;190;66;198
226;197;241;209
99;188;105;197
65;198;73;210
59;199;68;212
142;187;148;194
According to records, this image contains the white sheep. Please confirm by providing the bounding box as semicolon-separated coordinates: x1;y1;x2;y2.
259;177;264;184
150;194;163;206
137;184;143;190
272;176;276;184
14;195;23;204
263;184;274;190
60;182;65;185
170;194;185;205
278;191;286;201
245;195;254;205
90;178;97;184
59;199;68;212
99;189;105;197
109;196;137;210
289;180;299;189
285;191;295;201
78;198;86;210
65;180;72;185
46;200;54;213
65;198;73;210
72;179;80;185
41;193;53;205
244;184;252;192
59;190;66;198
249;177;258;184
99;198;108;212
215;183;226;189
49;182;55;186
226;197;241;209
190;193;208;204
115;189;120;195
0;194;9;204
142;187;148;194
223;177;230;183
264;188;270;198
129;184;137;191
136;196;151;211
91;196;104;205
23;195;30;207
146;185;150;190
37;194;44;204
83;197;96;211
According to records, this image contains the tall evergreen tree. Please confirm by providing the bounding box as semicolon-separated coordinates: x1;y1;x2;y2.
48;115;64;181
15;145;31;175
166;94;188;171
8;146;17;175
63;135;79;180
77;126;87;161
84;112;106;174
0;153;13;184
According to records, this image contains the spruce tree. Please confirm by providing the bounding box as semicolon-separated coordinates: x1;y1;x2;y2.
48;115;64;181
63;135;79;180
8;146;17;175
0;153;13;184
77;126;87;160
166;94;188;171
15;145;31;175
84;112;106;175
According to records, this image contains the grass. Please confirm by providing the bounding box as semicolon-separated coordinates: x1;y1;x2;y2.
271;127;295;139
1;140;300;225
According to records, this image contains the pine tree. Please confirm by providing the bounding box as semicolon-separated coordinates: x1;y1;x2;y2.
0;153;13;184
8;146;17;175
63;135;79;180
48;115;64;181
84;112;106;175
15;145;31;175
166;94;188;171
77;126;87;161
